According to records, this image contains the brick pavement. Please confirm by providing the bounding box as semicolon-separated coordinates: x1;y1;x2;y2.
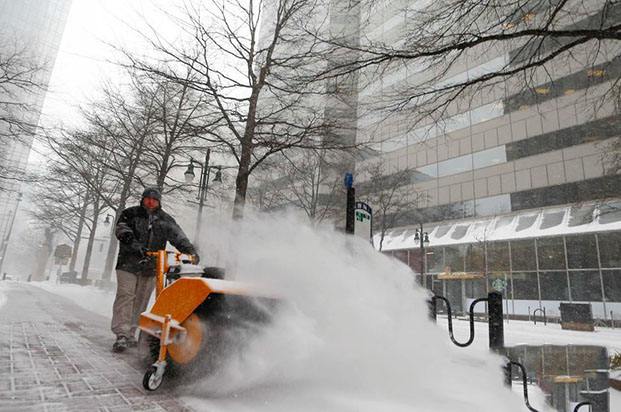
0;283;195;412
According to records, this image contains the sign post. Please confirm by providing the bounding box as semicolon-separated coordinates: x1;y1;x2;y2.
344;173;355;235
354;201;373;243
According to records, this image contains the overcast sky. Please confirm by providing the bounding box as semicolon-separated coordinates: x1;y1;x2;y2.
40;0;179;127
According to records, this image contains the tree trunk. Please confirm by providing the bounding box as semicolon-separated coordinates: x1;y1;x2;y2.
33;227;55;281
156;151;171;190
232;92;259;220
69;190;90;272
101;183;130;280
81;199;100;281
101;139;145;280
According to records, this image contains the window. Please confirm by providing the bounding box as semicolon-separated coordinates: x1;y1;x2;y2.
511;239;537;271
599;202;621;224
437;154;472;177
465;279;487;299
512;272;539;300
451;225;469;240
495;216;514;230
426;248;444;273
568;205;595;227
409;248;423;274
431;275;443;296
597;232;621;268
473;146;507;169
602;270;621;302
539;272;569;301
444;245;465;272
470;101;504;125
435;225;452;238
537;237;566;270
465;244;485;272
569;271;602;301
475;195;512;217
417;163;438;179
516;215;537;232
488;242;510;272
540;211;564;229
565;235;598;269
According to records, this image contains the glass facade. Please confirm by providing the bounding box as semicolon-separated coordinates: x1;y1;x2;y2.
388;231;621;310
0;0;73;241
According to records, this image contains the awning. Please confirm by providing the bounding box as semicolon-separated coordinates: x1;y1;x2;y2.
377;200;621;251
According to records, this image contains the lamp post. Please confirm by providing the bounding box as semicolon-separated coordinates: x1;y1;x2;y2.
0;192;23;276
413;223;430;287
184;148;223;245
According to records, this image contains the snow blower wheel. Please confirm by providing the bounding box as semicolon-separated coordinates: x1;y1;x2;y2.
143;365;164;391
137;250;280;391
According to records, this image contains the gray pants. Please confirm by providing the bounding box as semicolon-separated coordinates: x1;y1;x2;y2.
111;270;155;338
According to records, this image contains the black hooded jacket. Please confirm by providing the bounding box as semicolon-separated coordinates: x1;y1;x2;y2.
114;204;196;276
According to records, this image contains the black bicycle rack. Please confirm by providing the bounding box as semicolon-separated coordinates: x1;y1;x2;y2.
429;291;504;351
532;307;547;325
573;402;592;411
505;361;540;412
430;293;603;412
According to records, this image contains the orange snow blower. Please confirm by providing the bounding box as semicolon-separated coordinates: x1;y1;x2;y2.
138;250;279;391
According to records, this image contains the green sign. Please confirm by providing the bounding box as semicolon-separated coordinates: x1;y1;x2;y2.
491;278;507;292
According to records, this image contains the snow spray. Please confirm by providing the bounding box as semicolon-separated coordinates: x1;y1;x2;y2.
182;211;529;412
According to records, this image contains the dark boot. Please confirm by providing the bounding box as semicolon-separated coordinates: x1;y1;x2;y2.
127;336;138;348
112;336;128;353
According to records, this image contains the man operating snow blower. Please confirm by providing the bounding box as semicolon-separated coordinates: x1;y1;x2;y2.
111;187;198;353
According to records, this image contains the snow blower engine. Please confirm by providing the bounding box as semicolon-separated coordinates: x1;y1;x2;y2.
138;250;279;391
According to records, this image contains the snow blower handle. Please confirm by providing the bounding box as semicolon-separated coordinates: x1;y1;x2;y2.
174;252;200;265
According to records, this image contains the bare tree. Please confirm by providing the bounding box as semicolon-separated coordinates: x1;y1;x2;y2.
358;162;427;251
123;0;365;218
0;37;46;189
250;148;346;223
317;0;621;130
137;70;222;192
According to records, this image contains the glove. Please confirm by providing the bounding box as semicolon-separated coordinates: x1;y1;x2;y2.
118;230;134;244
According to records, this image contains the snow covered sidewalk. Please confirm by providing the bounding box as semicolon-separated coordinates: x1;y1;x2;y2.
442;316;621;354
29;281;115;318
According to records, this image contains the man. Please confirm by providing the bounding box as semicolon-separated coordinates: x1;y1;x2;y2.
111;187;198;353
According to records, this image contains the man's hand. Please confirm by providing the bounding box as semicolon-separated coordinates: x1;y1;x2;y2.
192;254;200;265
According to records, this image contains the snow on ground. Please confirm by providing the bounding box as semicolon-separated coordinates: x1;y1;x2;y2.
443;317;621;355
29;281;114;318
512;383;554;412
177;212;533;412
18;212;621;411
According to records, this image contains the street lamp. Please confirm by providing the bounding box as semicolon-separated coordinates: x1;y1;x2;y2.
413;223;430;287
184;149;225;245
